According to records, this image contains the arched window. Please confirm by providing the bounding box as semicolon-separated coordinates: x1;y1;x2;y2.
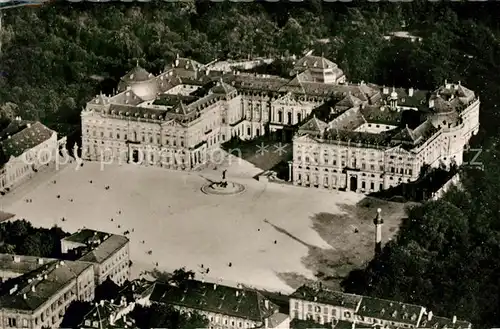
297;113;302;123
287;112;292;124
278;111;283;123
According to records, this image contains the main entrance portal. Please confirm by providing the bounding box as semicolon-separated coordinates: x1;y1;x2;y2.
350;176;358;192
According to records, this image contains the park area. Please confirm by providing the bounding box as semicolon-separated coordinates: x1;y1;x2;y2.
1;153;406;293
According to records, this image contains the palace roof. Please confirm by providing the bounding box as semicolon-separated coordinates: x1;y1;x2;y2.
121;64;154;83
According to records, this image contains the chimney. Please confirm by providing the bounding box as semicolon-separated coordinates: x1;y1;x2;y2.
452;316;457;324
60;261;64;266
55;264;59;269
110;299;114;305
383;86;389;95
236;290;239;297
132;284;135;291
31;285;36;292
13;255;20;263
27;123;31;128
100;300;105;306
445;80;451;89
408;87;414;97
264;318;269;328
427;311;433;321
264;299;269;309
43;274;47;280
429;99;434;108
38;258;44;265
23;294;27;299
213;284;217;290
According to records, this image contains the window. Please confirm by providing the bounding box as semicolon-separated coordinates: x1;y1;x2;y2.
297;113;302;122
370;182;374;190
287;112;292;124
247;127;251;136
323;307;328;314
361;181;366;189
315;306;321;313
295;302;299;309
278;111;283;122
109;132;113;138
8;318;17;327
308;304;312;312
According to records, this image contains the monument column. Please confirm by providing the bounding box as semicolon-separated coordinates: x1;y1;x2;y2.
373;208;384;256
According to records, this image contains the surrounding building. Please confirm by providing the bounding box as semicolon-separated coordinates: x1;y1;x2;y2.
0;254;95;329
148;279;289;329
0;118;58;193
291;82;479;193
60;229;130;286
81;53;479;193
289;285;471;329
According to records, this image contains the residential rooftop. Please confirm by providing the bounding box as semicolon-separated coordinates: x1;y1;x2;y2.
0;257;93;311
150;280;279;322
62;229;129;264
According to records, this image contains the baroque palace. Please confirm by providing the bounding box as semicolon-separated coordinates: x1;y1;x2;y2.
81;53;479;193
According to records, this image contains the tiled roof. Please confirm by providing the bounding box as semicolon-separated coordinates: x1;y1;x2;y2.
290;286;362;310
106;104;170;121
0;122;54;159
210;79;237;95
330;107;366;131
324;130;392;146
121;64;154;83
419;315;472;329
77;234;129;264
360;106;402;125
392;126;416;143
81;300;134;329
356;296;424;326
0;259;93;311
167;56;204;72
299;116;328;133
336;93;363;108
294;55;339;70
150;280;278;322
267;312;289;328
0;254;55;277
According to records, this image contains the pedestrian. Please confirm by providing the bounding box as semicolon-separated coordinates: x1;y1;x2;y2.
228;262;232;267
274;240;277;244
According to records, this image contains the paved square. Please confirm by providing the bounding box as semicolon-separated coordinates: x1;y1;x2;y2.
1;157;401;293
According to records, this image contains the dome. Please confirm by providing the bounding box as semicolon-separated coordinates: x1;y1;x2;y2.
130;80;158;101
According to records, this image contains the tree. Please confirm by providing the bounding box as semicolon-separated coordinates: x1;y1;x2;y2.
170;267;195;285
94;277;121;302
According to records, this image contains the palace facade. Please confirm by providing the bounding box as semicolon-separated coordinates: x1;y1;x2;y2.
81;54;479;193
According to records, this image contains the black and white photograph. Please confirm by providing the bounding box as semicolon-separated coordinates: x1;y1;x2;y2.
0;0;495;328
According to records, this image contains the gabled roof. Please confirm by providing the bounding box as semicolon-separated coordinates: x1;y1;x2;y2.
121;63;154;83
150;280;278;322
0;122;54;159
294;55;338;70
0;259;93;311
77;234;129;264
299;116;328;133
419;315;472;329
392;126;416;143
210;79;237;95
336;92;362;108
357;296;424;326
290;285;362;310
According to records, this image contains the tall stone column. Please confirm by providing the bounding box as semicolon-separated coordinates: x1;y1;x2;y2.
288;162;292;182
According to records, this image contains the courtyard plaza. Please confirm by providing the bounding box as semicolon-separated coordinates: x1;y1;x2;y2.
0;152;402;293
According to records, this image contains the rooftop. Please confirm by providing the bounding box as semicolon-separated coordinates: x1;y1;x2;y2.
356;295;424;326
62;229;129;264
150;280;278;322
0;257;93;311
0;121;54;160
290;285;362;310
